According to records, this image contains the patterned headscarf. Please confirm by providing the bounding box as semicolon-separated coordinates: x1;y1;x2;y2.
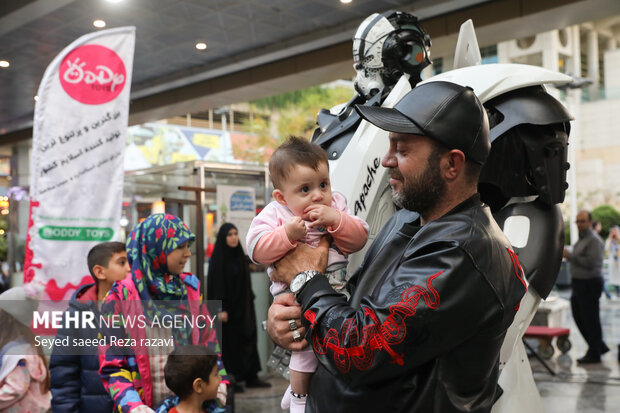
126;213;195;303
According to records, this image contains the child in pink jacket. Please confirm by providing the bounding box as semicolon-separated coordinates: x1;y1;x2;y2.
246;137;368;413
0;285;51;413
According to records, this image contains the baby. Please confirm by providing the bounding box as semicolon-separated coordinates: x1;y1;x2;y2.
247;136;369;413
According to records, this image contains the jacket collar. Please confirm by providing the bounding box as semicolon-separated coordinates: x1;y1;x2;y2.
578;228;594;239
444;193;482;217
400;193;482;235
77;283;99;302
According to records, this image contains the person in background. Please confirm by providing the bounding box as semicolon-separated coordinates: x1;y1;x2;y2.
564;210;608;363
604;225;620;298
99;214;228;413
0;262;9;294
207;223;269;393
0;285;50;412
593;219;614;300
50;241;130;413
156;345;223;413
592;220;613;299
611;226;620;363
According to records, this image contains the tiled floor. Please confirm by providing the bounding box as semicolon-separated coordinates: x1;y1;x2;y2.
532;289;620;413
236;288;620;413
235;376;289;413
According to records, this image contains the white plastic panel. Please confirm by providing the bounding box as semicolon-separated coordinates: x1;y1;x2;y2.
502;215;530;248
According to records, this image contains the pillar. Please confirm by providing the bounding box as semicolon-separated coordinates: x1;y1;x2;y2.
587;29;600;100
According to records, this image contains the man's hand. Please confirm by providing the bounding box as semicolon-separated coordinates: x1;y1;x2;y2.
271;236;330;285
267;293;308;351
306;204;341;229
219;311;228;323
285;216;307;242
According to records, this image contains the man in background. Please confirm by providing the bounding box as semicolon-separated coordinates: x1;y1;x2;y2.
564;210;608;363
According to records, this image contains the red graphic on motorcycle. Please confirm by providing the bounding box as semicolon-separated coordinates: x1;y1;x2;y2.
59;44;126;105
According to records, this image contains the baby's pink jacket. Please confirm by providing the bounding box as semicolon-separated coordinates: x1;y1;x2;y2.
0;352;50;413
246;192;369;296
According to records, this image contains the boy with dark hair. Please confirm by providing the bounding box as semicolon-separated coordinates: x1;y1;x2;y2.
87;241;128;300
157;346;222;413
50;241;130;413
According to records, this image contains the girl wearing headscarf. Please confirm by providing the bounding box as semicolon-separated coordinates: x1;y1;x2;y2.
98;214;228;413
207;223;269;391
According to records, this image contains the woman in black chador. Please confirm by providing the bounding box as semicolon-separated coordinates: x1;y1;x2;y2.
207;223;270;391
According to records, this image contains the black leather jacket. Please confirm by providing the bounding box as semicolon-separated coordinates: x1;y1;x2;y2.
298;194;526;412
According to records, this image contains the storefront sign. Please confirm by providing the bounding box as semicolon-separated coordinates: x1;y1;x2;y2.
124;123;235;170
38;226;114;242
216;185;256;249
25;27;135;300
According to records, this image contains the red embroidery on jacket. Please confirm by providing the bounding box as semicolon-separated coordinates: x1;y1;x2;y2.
506;249;527;311
306;270;443;374
304;310;317;329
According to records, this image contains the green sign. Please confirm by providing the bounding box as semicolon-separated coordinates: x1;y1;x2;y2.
39;226;114;241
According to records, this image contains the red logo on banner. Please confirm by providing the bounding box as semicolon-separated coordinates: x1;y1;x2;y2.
59;44;126;105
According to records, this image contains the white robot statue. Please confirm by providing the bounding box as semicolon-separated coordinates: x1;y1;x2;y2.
312;10;431;270
312;13;573;413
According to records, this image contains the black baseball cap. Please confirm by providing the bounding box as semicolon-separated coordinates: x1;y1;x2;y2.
355;81;490;165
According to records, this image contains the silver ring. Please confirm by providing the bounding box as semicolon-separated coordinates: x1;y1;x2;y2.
292;330;302;342
288;319;298;331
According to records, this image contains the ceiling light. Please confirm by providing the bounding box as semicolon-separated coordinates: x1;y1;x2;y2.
34;96;39;101
105;0;124;3
93;19;106;28
0;61;9;68
195;42;207;50
340;0;352;3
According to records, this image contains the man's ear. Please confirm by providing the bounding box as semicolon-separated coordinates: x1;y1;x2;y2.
272;189;287;206
92;265;106;281
444;150;466;181
193;377;204;394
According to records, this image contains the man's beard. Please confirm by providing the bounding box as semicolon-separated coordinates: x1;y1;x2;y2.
390;149;447;216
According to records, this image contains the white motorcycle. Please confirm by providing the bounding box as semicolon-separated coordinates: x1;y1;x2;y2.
313;16;572;412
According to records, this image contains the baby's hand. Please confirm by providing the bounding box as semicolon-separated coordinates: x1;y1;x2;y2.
285;216;307;242
306;204;340;229
217;382;228;406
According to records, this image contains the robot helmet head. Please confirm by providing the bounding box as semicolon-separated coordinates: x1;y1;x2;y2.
353;11;431;99
479;86;573;209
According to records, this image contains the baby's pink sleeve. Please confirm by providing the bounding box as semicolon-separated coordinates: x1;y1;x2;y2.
247;204;297;265
253;225;297;264
328;192;369;255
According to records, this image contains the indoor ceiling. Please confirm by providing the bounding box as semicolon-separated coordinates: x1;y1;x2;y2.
2;0;620;142
0;0;459;136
